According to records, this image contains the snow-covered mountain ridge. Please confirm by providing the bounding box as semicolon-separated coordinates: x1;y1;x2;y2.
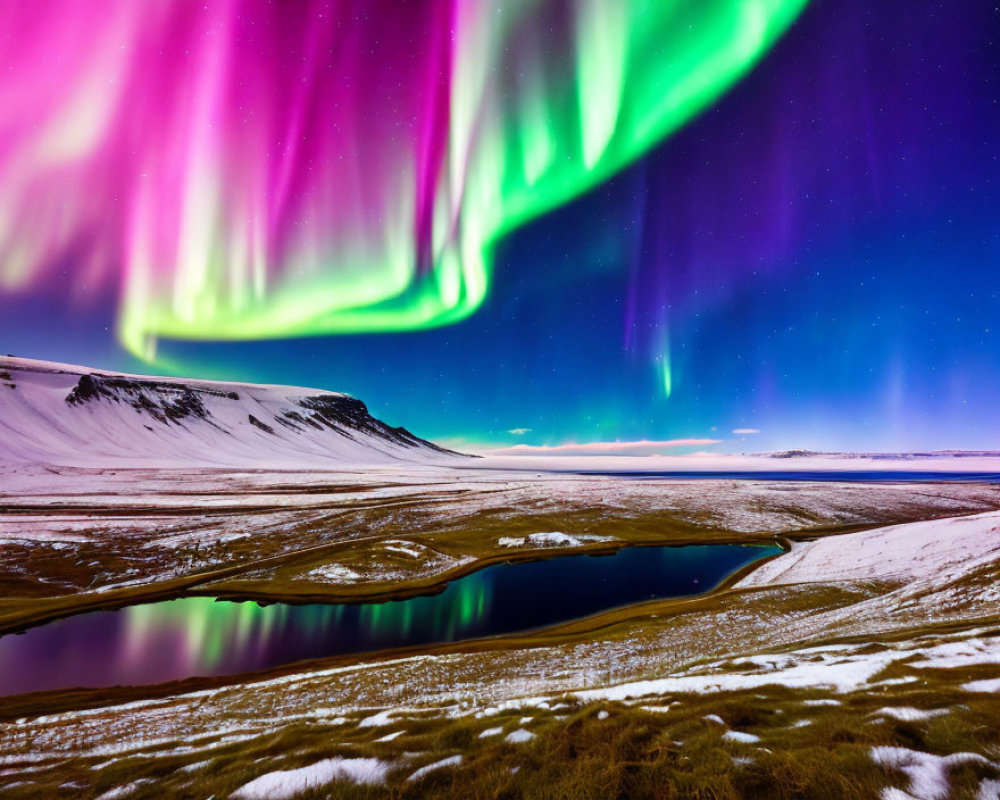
767;448;1000;460
0;356;463;467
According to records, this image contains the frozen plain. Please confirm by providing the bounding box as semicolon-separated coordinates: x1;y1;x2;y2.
1;357;999;798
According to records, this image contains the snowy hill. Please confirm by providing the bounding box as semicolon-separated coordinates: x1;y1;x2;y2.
0;356;464;468
767;448;1000;460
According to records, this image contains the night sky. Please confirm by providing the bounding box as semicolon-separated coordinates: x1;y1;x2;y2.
1;1;998;452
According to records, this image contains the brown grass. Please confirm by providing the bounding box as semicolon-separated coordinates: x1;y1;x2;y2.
5;666;999;800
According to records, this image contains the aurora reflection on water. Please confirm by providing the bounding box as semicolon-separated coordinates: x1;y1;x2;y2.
0;543;778;695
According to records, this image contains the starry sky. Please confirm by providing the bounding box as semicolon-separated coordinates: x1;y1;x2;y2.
1;1;998;453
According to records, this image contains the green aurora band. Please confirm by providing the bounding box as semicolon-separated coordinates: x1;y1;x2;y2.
0;1;809;378
132;0;808;357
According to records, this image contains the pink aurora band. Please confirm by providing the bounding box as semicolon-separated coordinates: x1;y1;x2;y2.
0;0;806;361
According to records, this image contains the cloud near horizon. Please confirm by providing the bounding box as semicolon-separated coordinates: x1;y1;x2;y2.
732;428;761;435
487;438;721;456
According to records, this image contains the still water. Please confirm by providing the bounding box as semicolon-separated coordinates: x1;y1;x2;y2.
581;470;1000;482
0;543;780;696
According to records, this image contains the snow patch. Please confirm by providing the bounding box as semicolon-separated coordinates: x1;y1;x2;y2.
871;747;994;800
359;710;397;728
723;731;761;744
575;648;898;700
230;757;390;799
407;755;462;783
96;782;152;800
962;678;1000;693
871;707;949;723
304;564;362;583
498;532;610;548
911;638;1000;671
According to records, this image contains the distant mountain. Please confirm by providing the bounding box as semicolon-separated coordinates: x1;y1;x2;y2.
0;357;466;467
768;449;1000;460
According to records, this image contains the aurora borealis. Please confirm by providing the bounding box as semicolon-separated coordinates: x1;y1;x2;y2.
0;0;804;354
1;1;998;451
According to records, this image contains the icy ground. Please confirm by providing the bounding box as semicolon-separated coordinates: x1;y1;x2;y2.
1;504;999;797
3;460;998;619
2;358;1000;796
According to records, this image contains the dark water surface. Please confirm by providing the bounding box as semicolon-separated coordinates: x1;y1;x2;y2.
0;543;780;697
578;471;1000;482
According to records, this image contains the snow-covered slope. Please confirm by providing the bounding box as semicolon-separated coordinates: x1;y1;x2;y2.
737;510;1000;587
0;357;463;468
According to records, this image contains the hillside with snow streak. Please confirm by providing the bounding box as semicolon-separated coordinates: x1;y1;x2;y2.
0;357;462;468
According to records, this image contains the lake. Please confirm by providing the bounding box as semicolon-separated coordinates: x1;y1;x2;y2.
0;543;780;696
